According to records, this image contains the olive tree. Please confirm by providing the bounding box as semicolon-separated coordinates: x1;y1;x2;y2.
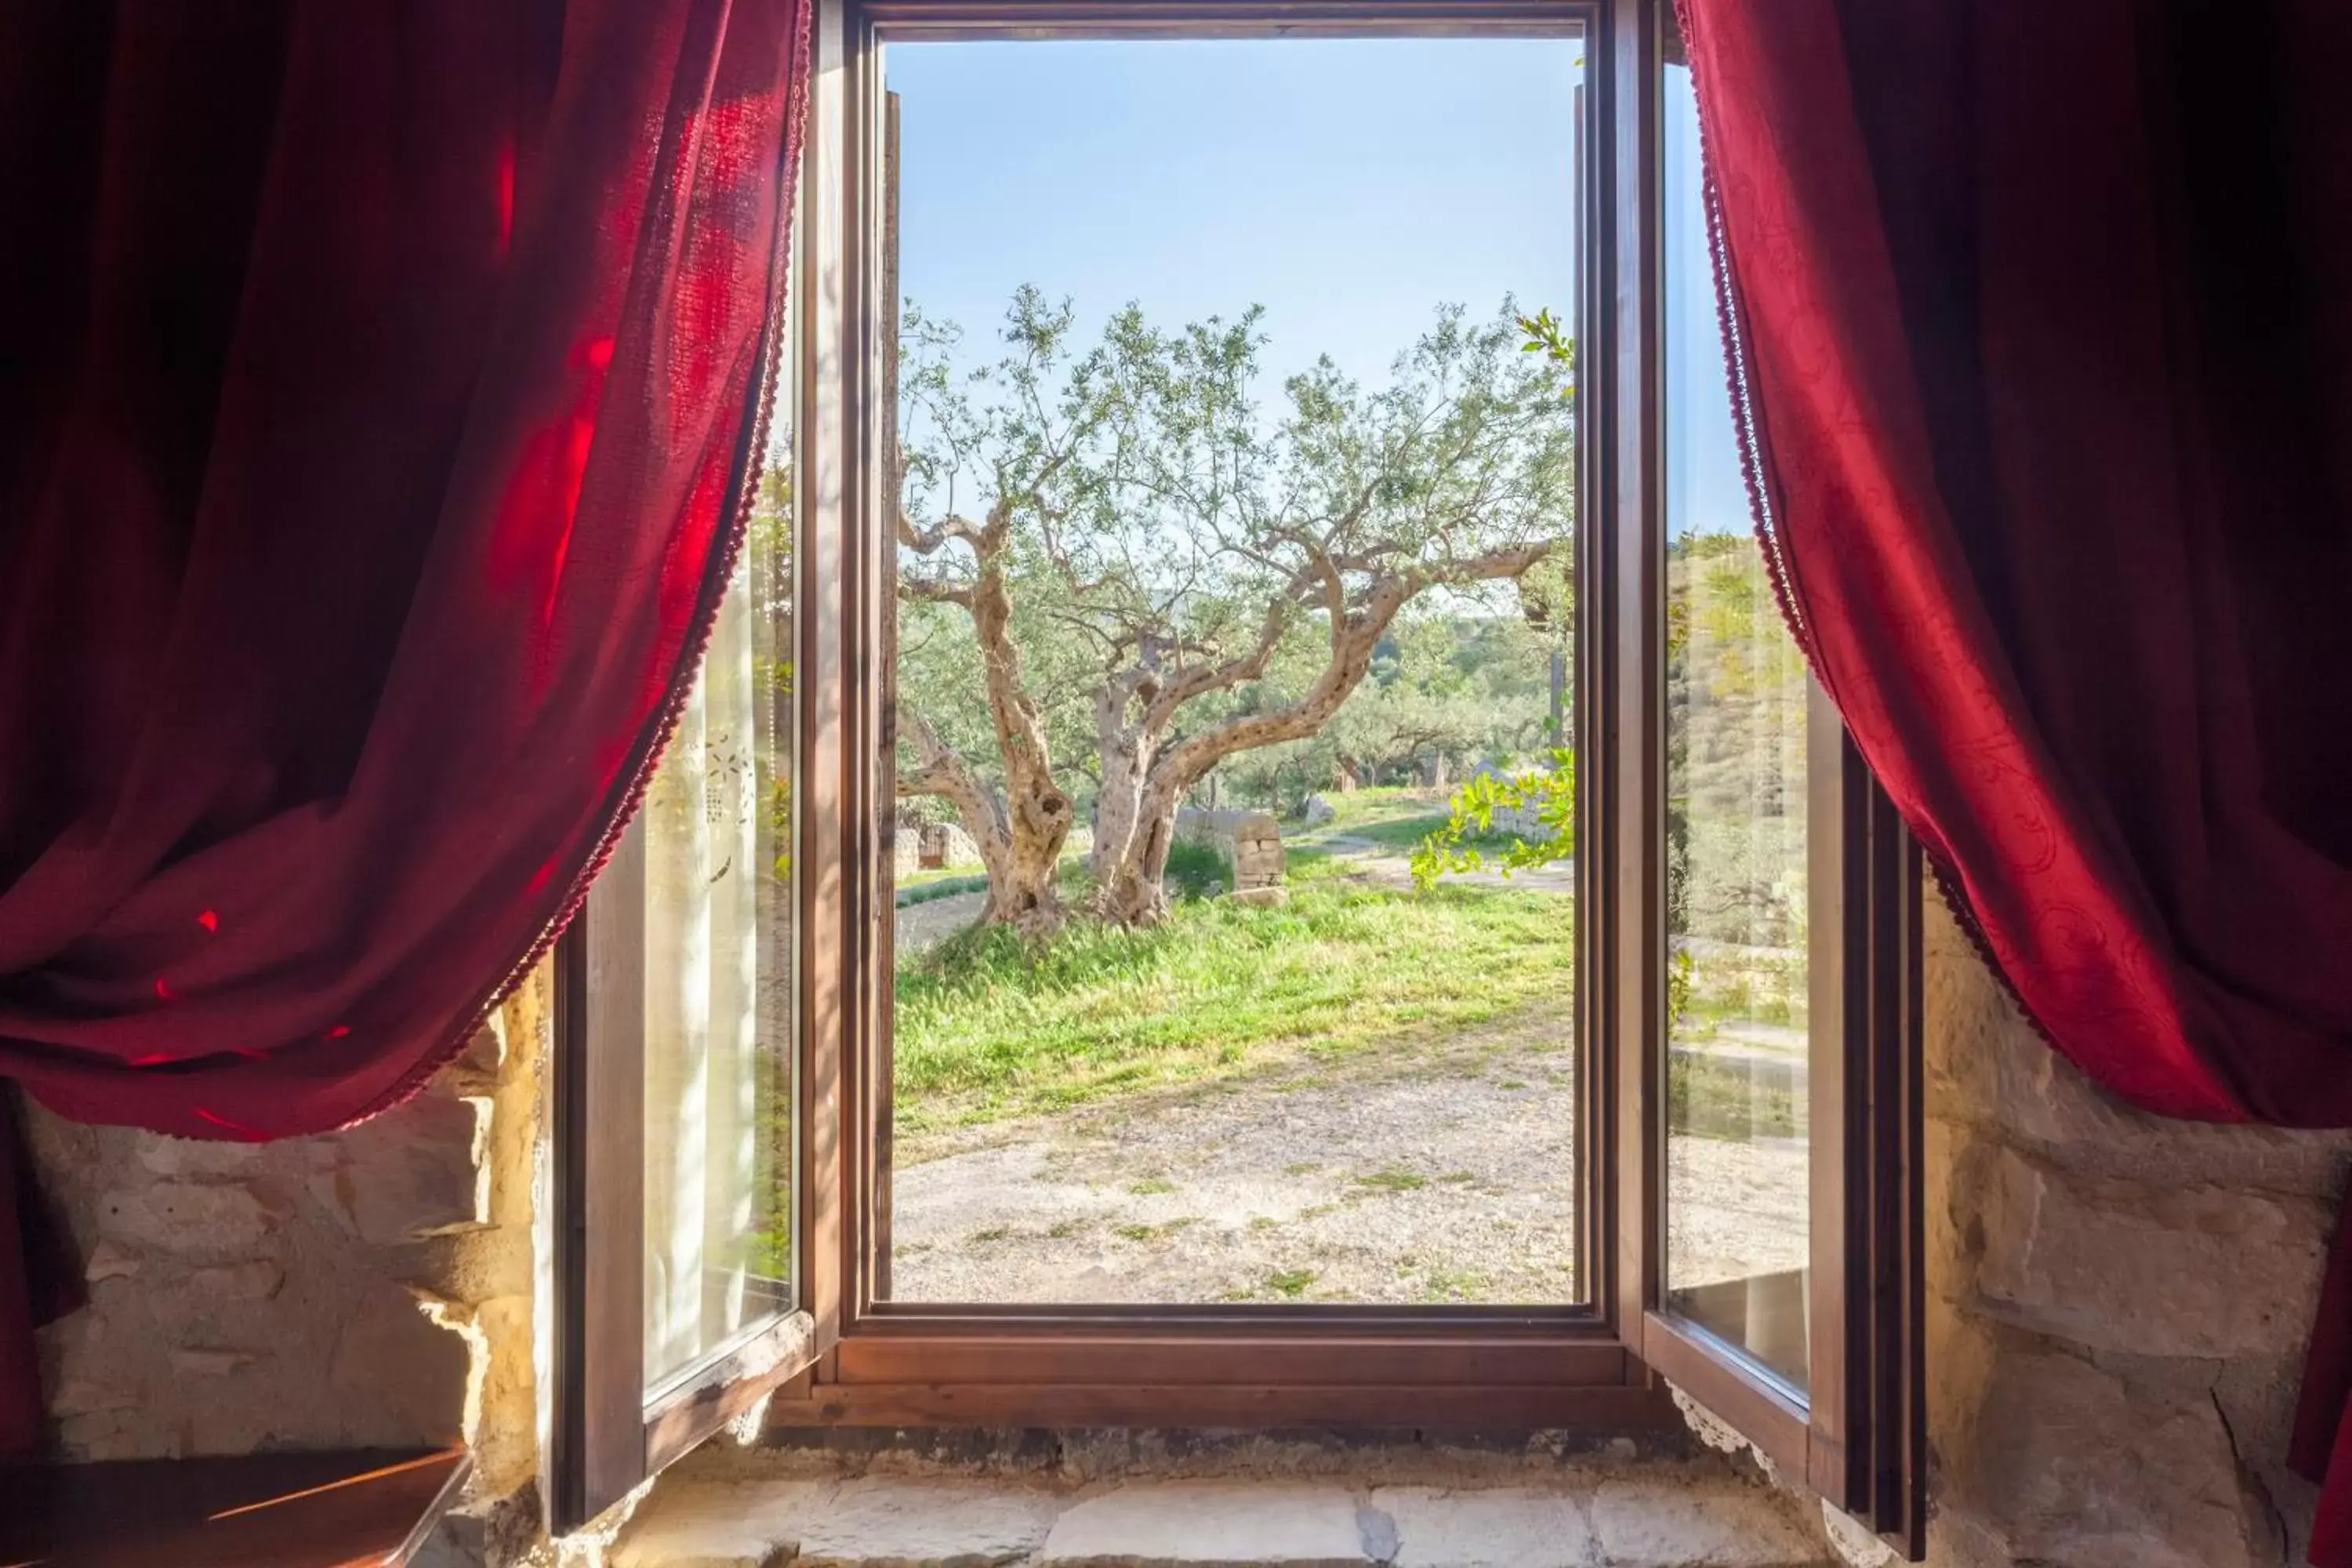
895;289;1575;932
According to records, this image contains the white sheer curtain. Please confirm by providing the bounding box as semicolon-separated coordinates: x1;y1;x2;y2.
642;562;781;1386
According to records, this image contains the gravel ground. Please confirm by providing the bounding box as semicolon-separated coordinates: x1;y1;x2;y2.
895;890;990;955
889;1012;1581;1305
887;1007;1806;1307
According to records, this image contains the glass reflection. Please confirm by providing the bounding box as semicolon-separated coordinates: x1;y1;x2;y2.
1661;33;1813;1393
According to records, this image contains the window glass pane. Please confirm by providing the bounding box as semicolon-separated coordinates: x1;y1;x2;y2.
880;36;1585;1306
1661;38;1813;1392
641;378;797;1392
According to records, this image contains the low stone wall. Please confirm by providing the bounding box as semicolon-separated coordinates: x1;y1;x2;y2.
1920;900;2352;1568
1174;808;1283;891
892;822;982;877
24;968;555;1566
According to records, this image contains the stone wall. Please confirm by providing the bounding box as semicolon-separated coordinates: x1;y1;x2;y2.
893;822;982;877
1922;902;2352;1568
24;965;556;1564
1174;808;1284;892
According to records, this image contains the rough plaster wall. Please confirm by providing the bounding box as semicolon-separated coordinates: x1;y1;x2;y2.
27;965;554;1559
1922;901;2352;1568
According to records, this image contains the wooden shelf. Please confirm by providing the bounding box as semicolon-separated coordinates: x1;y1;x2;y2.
0;1446;469;1567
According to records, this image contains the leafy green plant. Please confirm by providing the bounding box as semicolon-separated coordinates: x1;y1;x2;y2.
1410;749;1576;891
1263;1269;1317;1298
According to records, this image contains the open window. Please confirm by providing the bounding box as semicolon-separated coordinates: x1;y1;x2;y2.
1623;8;1925;1548
554;1;1924;1555
549;229;831;1530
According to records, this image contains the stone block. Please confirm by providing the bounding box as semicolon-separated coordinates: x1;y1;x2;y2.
798;1478;1059;1567
50;1377;143;1417
1964;1142;2328;1358
170;1347;258;1377
132;1134;267;1179
613;1479;832;1568
189;1260;285;1300
1372;1486;1588;1568
316;1091;491;1243
331;1283;471;1445
1947;1328;2270;1568
1922;908;2352;1196
1041;1482;1370;1566
1584;1479;1825;1568
98;1180;278;1253
83;1241;140;1283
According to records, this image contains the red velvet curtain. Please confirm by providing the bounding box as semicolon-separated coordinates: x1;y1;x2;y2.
1678;0;2352;1559
0;0;811;1456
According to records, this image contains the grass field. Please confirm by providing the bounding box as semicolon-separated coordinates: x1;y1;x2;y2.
893;851;1573;1134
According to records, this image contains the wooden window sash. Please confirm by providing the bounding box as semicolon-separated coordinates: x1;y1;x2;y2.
550;100;837;1527
785;0;1650;1427
1627;0;1926;1549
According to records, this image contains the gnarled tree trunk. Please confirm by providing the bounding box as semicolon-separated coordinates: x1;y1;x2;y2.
898;495;1075;938
1088;546;1550;927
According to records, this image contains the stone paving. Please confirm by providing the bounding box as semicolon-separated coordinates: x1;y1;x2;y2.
612;1472;1835;1568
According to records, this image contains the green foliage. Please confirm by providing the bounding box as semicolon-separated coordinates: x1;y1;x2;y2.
894;289;1577;866
1518;306;1577;390
1665;946;1696;1036
1409;749;1577;891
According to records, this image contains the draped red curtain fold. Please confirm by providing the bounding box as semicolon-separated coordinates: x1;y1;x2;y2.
1678;0;2352;1559
0;0;811;1455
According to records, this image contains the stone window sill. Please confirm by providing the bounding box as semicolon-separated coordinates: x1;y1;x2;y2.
604;1462;1839;1568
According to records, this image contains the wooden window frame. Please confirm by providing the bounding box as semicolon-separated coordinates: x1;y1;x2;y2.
775;0;1650;1438
557;0;1926;1555
1628;6;1925;1547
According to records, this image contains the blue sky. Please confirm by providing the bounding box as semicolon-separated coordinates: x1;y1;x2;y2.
886;38;1747;537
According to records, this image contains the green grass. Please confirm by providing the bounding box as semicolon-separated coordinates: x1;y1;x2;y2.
898;871;991;907
893;877;1575;1132
1668;1051;1802;1141
1286;786;1536;863
1263;1269;1318;1298
1300;785;1446;830
1352;1167;1429;1194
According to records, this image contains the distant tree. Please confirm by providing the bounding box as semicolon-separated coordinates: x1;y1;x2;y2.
894;290;1577;933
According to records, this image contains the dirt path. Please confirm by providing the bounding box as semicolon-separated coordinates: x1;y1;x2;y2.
895;890;989;955
887;1007;1804;1306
